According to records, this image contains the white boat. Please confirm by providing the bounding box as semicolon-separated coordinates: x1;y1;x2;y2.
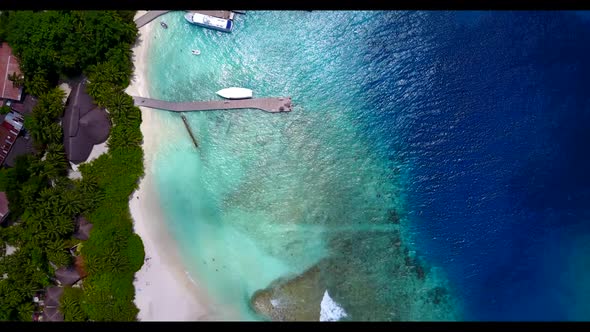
192;49;201;55
216;87;253;100
184;12;233;33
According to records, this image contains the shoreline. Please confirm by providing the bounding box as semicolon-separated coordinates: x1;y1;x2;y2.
126;11;215;321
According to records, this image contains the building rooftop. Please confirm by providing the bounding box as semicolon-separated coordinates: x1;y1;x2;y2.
0;111;23;165
42;306;64;322
10;94;37;116
55;266;81;286
63;81;111;164
0;43;23;101
0;192;9;222
73;216;93;241
4;135;35;168
44;286;64;307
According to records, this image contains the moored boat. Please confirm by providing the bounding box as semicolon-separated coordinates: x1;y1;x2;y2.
216;87;253;99
184;12;233;33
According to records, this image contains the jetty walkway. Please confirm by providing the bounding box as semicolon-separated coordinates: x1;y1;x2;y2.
135;11;170;28
132;96;292;113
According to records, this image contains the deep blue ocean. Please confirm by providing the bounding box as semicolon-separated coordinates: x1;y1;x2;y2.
146;11;590;320
392;11;590;320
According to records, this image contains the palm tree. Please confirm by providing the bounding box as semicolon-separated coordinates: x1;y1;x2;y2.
29;164;46;181
42;216;72;241
61;190;84;217
86;81;113;107
46;143;66;156
24;116;43;146
8;72;25;88
61;299;86;321
108;91;133;118
0;285;23;309
46;239;71;268
108;125;142;150
58;215;75;235
25;71;50;97
19;182;41;208
101;61;120;85
46;123;63;146
16;301;34;321
82;252;102;275
43;146;68;180
124;106;141;122
78;175;99;193
36;187;56;206
39;88;66;119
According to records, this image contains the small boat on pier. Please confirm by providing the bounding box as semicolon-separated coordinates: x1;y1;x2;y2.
216;87;253;100
184;12;233;33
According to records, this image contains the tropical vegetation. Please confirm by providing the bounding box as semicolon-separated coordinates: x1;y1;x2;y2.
0;10;144;321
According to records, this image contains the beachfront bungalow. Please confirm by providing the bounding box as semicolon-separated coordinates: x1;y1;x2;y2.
0;42;24;105
73;216;93;241
55;266;81;286
63;81;111;164
44;286;64;307
42;306;64;322
0;191;9;225
39;286;64;322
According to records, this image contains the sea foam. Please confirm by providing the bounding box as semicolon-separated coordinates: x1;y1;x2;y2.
320;290;348;322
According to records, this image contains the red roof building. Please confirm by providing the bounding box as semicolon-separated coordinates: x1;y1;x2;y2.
0;191;9;224
0;42;23;102
0;111;24;165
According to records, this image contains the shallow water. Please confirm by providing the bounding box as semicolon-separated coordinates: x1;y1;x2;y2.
146;11;590;320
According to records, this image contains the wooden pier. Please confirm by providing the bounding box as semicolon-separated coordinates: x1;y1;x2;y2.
132;96;292;113
180;115;199;149
135;11;171;28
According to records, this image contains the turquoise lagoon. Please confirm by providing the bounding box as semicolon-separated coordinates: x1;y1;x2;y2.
144;11;459;320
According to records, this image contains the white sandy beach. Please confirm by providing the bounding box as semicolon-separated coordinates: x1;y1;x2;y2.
126;11;218;321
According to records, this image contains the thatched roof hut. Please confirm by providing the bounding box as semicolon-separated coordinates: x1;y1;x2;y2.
79;107;110;143
66;105;80;137
44;286;64;307
42;306;64;322
55;267;81;286
73;216;93;241
63;80;111;164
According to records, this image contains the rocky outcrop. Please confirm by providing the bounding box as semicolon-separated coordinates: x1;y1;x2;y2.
250;263;328;321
